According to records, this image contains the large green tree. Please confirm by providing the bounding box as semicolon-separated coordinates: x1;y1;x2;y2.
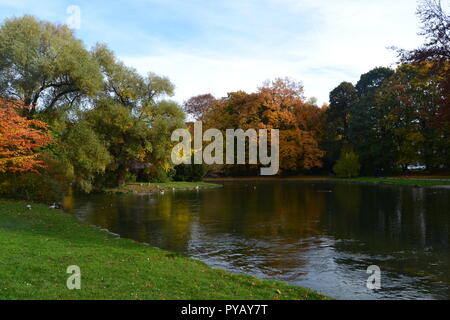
349;67;395;175
377;63;450;171
0;16;102;117
59;121;111;193
323;82;358;168
0;16;187;192
89;45;185;185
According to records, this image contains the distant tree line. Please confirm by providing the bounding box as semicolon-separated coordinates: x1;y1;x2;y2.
0;0;448;202
183;0;450;177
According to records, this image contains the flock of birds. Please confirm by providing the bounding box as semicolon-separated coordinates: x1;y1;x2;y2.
25;184;332;210
26;202;61;211
158;185;200;195
25;185;204;210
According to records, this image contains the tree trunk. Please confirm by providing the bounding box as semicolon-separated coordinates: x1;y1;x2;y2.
117;168;127;186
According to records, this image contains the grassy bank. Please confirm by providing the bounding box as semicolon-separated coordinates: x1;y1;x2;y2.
106;181;222;194
205;176;450;187
340;177;450;187
203;176;330;182
0;199;327;300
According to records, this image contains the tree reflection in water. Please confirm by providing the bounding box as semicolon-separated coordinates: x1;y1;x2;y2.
67;181;450;300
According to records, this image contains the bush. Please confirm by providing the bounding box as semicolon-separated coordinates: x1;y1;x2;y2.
333;151;361;178
0;169;67;204
173;164;205;182
0;154;70;203
0;173;64;203
142;166;174;183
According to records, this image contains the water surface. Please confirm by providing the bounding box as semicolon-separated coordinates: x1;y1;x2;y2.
66;181;450;300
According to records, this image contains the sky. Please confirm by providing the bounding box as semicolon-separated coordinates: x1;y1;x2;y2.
0;0;439;105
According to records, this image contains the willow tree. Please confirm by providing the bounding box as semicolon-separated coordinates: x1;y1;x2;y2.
89;44;185;185
0;15;102;117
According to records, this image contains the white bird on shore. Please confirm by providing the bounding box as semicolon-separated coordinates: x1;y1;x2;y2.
49;203;58;209
160;189;165;195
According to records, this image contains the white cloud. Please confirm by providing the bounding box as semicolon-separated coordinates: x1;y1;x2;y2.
122;51;352;105
0;0;431;105
122;0;427;105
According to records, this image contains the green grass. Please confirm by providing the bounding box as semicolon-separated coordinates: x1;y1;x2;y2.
340;177;450;187
106;181;222;194
0;199;328;300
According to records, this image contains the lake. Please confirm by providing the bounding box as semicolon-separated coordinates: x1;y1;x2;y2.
65;181;450;300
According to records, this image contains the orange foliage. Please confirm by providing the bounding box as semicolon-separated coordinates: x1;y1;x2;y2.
279;129;324;172
202;78;326;173
0;99;53;173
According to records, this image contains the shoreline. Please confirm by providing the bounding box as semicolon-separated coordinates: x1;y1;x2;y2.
0;199;328;300
203;176;331;182
105;181;222;195
204;176;450;187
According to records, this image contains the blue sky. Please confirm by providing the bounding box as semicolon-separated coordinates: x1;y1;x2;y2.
0;0;436;105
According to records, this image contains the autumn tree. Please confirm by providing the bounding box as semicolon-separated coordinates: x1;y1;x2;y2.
377;63;450;171
258;78;324;172
201;78;324;175
204;91;263;130
183;94;216;120
201;91;265;175
0;100;52;173
325;62;449;175
279;129;323;172
398;0;450;125
258;78;304;130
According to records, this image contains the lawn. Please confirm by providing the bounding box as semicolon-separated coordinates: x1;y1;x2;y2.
106;181;222;194
0;199;328;300
341;177;450;187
